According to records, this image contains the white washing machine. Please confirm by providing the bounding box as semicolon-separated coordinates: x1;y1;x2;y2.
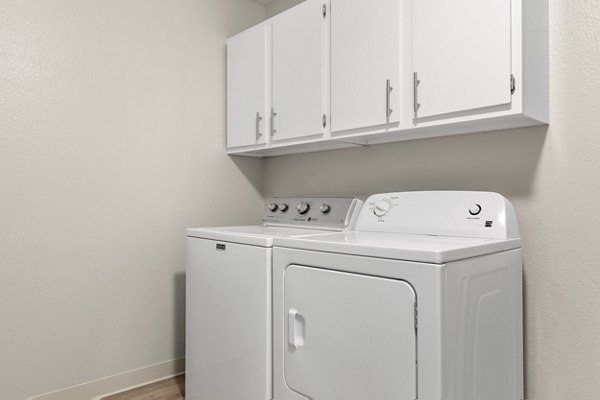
185;197;363;400
272;191;523;400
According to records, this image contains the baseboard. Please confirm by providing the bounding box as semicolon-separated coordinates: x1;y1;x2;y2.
27;357;185;400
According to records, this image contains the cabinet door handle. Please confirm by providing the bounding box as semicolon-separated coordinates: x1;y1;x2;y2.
414;72;421;118
386;79;394;123
271;108;277;136
255;112;263;141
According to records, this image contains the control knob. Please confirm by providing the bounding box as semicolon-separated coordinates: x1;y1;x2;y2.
296;202;310;215
320;204;331;214
373;200;391;217
278;203;289;212
469;204;482;216
268;203;279;212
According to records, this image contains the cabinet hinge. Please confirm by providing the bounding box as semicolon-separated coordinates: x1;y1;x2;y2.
322;114;327;128
511;74;516;95
322;4;327;18
271;108;277;136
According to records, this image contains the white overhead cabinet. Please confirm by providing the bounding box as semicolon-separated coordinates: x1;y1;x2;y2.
330;0;401;134
413;0;512;119
271;0;327;142
226;0;548;157
226;25;268;150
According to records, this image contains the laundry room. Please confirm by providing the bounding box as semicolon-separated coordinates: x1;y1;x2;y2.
1;0;598;399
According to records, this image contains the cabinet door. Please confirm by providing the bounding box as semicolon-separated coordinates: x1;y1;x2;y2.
331;0;401;133
272;0;326;142
227;25;268;149
284;265;416;400
414;0;512;119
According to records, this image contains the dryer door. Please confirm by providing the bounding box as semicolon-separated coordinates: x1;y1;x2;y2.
284;265;417;400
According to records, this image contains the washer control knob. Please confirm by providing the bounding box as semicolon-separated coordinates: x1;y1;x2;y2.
320;204;331;214
469;204;482;216
373;200;391;217
268;203;279;212
278;203;289;212
296;202;310;215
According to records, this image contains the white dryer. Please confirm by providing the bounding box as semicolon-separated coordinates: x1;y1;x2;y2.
185;197;363;400
272;191;523;400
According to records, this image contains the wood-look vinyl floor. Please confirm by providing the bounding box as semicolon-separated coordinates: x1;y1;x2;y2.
101;375;184;400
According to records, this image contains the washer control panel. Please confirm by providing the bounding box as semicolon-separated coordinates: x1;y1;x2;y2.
263;197;362;230
357;191;519;240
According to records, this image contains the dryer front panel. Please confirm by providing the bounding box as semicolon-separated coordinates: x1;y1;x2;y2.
283;265;417;400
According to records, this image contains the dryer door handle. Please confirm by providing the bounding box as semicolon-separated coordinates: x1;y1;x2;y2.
288;308;305;350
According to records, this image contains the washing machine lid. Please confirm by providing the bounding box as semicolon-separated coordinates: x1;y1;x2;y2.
274;231;522;264
186;225;333;247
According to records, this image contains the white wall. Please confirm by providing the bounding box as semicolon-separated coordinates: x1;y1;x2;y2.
0;0;265;398
263;0;600;399
266;0;304;18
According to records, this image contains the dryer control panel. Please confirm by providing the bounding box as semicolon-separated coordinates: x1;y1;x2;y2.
263;197;362;231
356;191;519;240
